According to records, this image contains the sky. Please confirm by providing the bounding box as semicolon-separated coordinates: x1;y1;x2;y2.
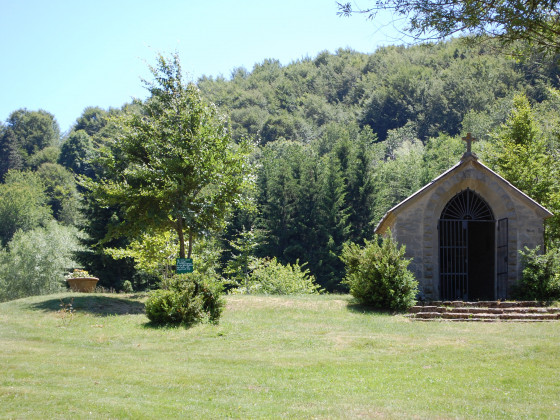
0;0;405;134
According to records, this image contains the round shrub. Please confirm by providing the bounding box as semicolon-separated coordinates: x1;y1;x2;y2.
513;246;560;301
145;272;224;325
341;232;418;311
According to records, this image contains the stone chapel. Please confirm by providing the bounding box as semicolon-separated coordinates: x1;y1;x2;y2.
374;134;553;301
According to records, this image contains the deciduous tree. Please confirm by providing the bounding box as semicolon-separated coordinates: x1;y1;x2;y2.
84;54;254;260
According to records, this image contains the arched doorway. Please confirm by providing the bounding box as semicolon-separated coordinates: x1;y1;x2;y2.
438;189;496;300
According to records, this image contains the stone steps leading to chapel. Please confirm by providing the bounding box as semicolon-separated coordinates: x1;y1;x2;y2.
408;301;560;322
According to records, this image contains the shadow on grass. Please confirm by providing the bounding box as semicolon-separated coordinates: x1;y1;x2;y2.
30;295;145;316
346;300;399;316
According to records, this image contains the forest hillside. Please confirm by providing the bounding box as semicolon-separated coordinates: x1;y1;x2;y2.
1;37;559;294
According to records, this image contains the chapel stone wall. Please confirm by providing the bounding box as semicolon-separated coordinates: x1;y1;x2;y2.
385;159;548;301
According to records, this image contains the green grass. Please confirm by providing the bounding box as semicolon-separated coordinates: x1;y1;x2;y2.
1;293;559;419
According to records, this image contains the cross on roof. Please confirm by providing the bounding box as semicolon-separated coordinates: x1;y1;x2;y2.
462;132;477;154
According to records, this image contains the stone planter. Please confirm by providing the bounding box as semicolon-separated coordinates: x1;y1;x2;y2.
66;277;99;293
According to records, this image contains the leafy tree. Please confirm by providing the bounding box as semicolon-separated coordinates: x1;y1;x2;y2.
0;171;52;246
58;129;95;178
6;109;60;162
84;53;254;260
486;93;559;245
0;128;23;180
371;137;425;223
36;163;80;225
27;146;60;169
0;221;80;302
106;229;177;282
486;94;554;205
74;106;109;136
338;0;560;55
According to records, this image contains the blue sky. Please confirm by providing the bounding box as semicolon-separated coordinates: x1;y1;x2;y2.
0;0;404;133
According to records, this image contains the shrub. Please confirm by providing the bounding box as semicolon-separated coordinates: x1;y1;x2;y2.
145;272;224;325
121;280;134;293
513;246;560;301
341;232;418;311
233;257;321;295
0;222;81;302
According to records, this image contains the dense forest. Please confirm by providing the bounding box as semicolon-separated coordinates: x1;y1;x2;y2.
1;37;559;297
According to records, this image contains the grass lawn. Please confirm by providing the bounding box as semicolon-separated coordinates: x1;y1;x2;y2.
1;293;559;419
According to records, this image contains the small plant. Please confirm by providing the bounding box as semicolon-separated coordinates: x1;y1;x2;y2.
145;273;224;326
121;280;134;293
58;298;75;325
513;246;560;301
65;269;91;279
232;257;321;295
341;231;418;311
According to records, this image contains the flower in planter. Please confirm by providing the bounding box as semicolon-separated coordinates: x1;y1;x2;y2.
66;269;92;279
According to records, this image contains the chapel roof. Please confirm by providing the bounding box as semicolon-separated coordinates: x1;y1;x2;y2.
374;152;554;234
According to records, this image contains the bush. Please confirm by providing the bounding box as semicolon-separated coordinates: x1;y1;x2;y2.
513;246;560;301
145;272;224;325
232;257;321;295
341;232;418;311
121;280;134;293
0;222;81;302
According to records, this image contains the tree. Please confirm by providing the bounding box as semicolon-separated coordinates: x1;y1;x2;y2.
36;163;81;225
74;106;109;136
338;0;560;55
0;222;80;302
487;94;554;205
84;53;254;260
6;109;60;162
0;128;23;180
58;130;95;178
486;93;559;245
0;171;52;246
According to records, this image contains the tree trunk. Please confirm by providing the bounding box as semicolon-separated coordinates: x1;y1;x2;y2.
188;230;193;259
177;217;186;259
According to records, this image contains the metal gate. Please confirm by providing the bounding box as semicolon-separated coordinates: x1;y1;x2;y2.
438;189;496;301
496;218;509;299
439;220;468;300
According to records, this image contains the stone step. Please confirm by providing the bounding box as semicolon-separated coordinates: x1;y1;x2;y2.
409;311;560;322
409;306;560;315
416;300;550;308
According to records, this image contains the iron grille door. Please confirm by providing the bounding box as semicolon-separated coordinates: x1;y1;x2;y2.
439;220;468;300
497;218;508;299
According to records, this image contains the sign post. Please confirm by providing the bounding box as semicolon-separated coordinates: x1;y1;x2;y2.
176;258;193;274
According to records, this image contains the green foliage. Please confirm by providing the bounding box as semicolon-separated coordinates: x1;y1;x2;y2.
486;93;560;245
106;229;177;281
0;170;52;246
5;109;60;163
58;130;95;178
234;257;321;295
341;233;418;311
0;127;24;180
121;280;134;293
338;1;560;56
27;146;60;169
36;163;81;225
513;247;560;301
0;222;81;302
224;227;262;288
84;53;255;259
145;273;224;325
